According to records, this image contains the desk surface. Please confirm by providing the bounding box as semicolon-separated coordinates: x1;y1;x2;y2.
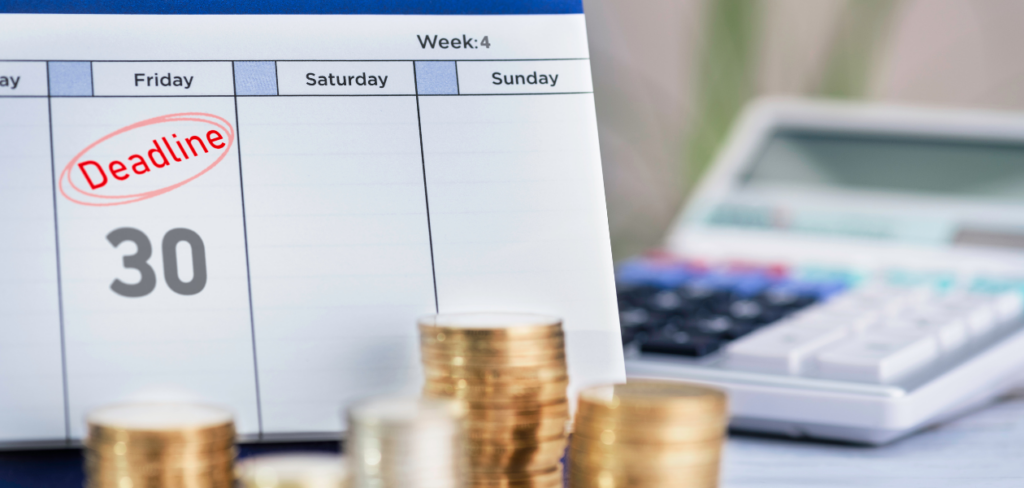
4;393;1024;488
722;389;1024;488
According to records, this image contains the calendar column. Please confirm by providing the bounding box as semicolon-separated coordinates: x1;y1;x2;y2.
416;60;624;397
0;62;66;443
235;61;436;434
49;62;259;438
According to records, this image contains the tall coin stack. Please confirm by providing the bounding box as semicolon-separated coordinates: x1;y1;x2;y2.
419;313;570;488
85;403;236;488
347;396;466;488
237;453;349;488
569;380;727;488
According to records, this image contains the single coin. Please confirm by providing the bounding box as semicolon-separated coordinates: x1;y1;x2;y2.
568;464;718;488
467;437;567;468
571;435;723;454
461;400;569;421
572;418;726;444
418;313;563;341
421;346;566;363
424;363;568;382
568;445;721;468
468;465;563;487
422;351;566;368
86;403;236;443
466;417;568;440
577;380;727;420
346;395;465;488
466;431;567;449
426;374;569;389
424;379;568;402
421;334;565;354
85;451;235;466
236;453;348;488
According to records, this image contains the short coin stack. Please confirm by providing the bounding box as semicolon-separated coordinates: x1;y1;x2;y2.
85;403;236;488
569;380;727;488
347;396;466;488
419;313;570;488
237;453;349;488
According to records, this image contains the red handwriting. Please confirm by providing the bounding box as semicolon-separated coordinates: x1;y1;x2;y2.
59;113;234;206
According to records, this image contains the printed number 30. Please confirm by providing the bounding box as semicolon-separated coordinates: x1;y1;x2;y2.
107;228;207;297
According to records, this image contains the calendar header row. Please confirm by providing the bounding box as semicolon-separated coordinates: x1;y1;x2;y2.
0;60;592;97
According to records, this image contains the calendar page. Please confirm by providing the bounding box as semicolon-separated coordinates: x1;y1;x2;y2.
0;1;624;446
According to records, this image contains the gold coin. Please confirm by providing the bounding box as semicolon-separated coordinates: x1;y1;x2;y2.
468;465;564;487
424;378;568;402
424;363;568;382
569;446;720;469
87;404;236;442
422;352;566;368
462;400;570;422
421;346;566;363
468;437;567;468
568;463;718;488
571;435;723;453
577;380;727;421
467;431;567;449
426;374;569;389
418;313;563;341
572;418;726;444
85;453;236;469
422;334;565;353
87;467;235;481
467;418;569;440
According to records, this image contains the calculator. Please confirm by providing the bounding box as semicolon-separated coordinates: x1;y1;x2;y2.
621;99;1024;444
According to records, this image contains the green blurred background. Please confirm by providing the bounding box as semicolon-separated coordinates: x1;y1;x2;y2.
584;0;1024;261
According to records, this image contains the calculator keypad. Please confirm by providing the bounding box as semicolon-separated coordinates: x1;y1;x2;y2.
618;257;1024;384
730;287;1023;383
616;259;830;358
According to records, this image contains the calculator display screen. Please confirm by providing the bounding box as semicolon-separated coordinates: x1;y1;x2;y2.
743;130;1024;201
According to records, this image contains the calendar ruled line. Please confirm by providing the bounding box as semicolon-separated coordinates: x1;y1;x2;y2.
412;62;440;313
231;62;266;438
44;61;72;443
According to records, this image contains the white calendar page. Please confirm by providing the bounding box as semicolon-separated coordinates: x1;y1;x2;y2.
0;2;624;446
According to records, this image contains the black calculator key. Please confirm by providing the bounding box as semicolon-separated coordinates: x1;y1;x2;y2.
619;307;651;329
647;290;688;313
729;299;764;321
695;316;733;335
640;331;722;357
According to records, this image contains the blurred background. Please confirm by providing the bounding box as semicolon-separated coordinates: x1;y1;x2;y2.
584;0;1024;261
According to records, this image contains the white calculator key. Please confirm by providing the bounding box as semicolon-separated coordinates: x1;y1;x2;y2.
992;291;1024;322
814;331;940;383
726;326;848;374
878;317;968;353
944;304;998;336
827;294;904;317
778;311;876;333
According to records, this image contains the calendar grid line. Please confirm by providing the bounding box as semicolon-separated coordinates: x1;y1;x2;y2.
44;61;72;443
412;61;440;313
231;61;266;438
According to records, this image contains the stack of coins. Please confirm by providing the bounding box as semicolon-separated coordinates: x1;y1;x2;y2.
237;453;349;488
419;313;570;488
84;403;236;488
569;380;728;488
347;395;466;488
